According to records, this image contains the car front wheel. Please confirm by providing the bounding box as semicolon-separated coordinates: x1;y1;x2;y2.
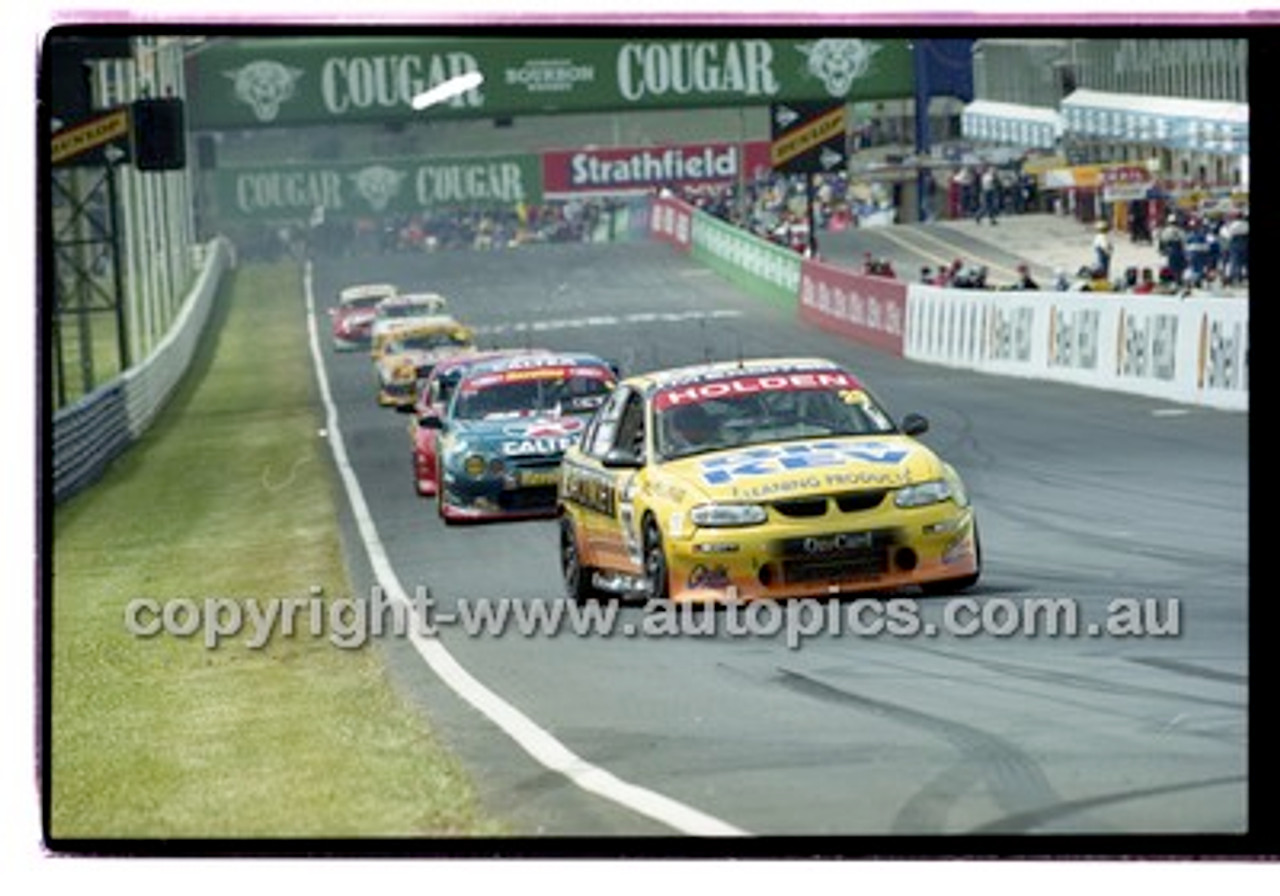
642;516;670;602
435;462;456;526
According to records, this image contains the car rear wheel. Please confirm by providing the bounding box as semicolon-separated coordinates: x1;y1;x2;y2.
642;516;670;602
561;517;606;603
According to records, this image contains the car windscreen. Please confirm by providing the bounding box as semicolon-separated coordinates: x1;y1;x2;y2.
452;368;613;420
391;332;471;352
381;304;434;318
654;371;896;460
342;295;385;309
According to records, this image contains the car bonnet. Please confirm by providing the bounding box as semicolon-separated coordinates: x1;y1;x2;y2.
450;413;588;459
657;434;945;504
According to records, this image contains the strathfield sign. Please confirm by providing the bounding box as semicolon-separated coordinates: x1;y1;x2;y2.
187;37;912;129
542;140;773;196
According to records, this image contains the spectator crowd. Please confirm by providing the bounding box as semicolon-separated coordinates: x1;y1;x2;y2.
222;157;1247;302
1048;206;1249;296
226;197;632;263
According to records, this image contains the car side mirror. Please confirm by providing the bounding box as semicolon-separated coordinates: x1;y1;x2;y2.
900;413;929;437
420;415;445;430
602;448;643;469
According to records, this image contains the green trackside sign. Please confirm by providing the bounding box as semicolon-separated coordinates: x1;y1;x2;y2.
211;154;542;220
186;36;913;129
690;207;802;309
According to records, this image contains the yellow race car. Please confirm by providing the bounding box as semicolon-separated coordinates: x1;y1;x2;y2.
558;357;980;603
372;316;475;408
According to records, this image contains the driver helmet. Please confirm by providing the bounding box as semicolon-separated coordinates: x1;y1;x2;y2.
666;402;717;448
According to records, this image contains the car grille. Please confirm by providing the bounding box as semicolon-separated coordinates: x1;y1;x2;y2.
835;490;887;512
771;498;828;518
770;489;888;518
508;455;564;469
499;486;558;512
782;553;889;583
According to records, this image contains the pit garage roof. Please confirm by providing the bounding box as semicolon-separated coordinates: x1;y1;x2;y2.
960;100;1064;150
1061;88;1248;155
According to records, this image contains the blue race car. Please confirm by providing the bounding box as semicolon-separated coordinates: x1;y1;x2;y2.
424;352;618;523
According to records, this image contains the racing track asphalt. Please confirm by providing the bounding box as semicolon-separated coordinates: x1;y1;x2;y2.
820;219;1065;288
307;233;1250;847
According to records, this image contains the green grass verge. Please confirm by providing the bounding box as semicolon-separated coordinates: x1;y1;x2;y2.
50;261;507;838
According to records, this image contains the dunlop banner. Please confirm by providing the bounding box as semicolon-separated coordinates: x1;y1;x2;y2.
210;154;543;220
51;106;130;167
187;36;913;129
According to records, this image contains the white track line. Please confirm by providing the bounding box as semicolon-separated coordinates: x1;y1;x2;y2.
302;263;748;837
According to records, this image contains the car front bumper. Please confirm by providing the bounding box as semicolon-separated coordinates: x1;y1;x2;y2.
333;329;372;349
378;379;417;407
440;466;562;520
663;503;978;602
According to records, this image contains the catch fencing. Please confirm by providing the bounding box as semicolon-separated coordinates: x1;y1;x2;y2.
51;238;235;503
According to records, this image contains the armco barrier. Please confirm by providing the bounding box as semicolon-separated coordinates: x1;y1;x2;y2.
649;195;693;252
905;285;1248;411
51;381;133;504
647;196;903;351
692;211;801;310
648;195;800;310
798;259;906;356
51;237;234;503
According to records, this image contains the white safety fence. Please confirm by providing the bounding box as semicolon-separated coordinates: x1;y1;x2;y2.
52;237;234;503
904;285;1248;411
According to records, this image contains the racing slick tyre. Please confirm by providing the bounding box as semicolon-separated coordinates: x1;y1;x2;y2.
642;515;671;602
561;517;606;603
918;522;982;596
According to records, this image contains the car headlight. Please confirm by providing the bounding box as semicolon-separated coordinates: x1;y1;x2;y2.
392;362;416;382
690;503;767;527
894;480;952;508
463;455;488;477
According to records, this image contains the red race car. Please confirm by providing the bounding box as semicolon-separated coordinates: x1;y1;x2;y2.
329;282;398;350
